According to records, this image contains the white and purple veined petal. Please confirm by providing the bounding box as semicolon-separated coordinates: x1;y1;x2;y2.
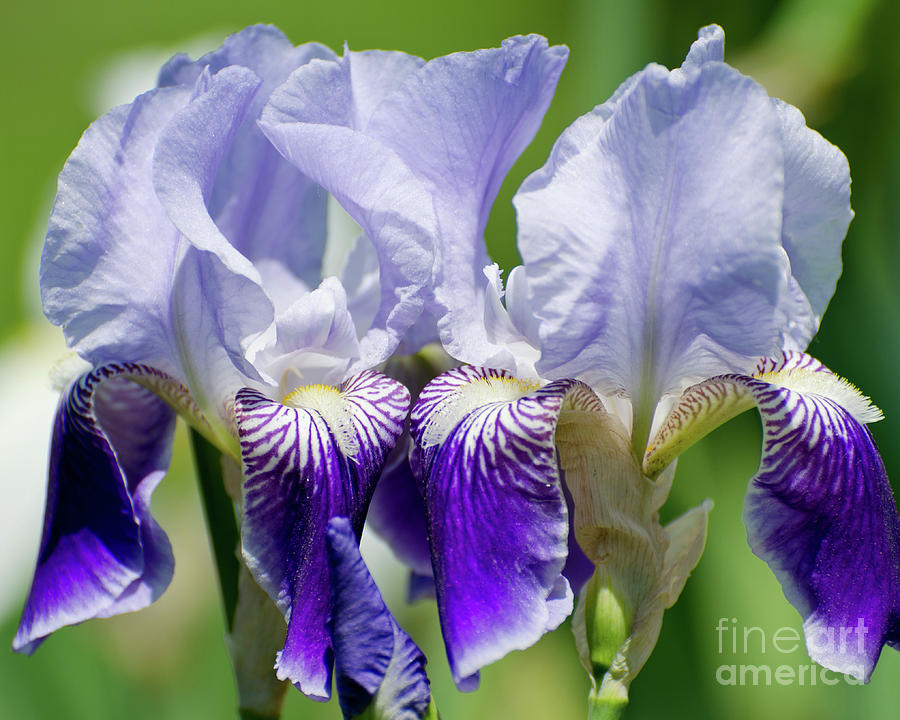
326;517;432;720
742;356;900;681
13;363;185;653
515;25;852;420
235;371;409;699
260;36;567;369
646;351;900;681
410;366;608;688
365;345;462;600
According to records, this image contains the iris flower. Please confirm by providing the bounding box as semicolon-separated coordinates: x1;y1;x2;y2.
405;24;900;707
14;23;425;711
12;25;568;717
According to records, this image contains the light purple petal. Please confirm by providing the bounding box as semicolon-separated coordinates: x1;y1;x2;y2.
681;24;725;68
13;364;177;653
409;366;580;688
517;32;789;403
676;25;852;342
361;36;567;365
152;65;265;290
40;63;285;424
340;235;382;339
236;371;409;699
338;49;428;128
260;53;434;371
152;66;297;410
40;84;193;376
256;276;362;392
160;25;337;288
737;354;900;681
327;517;431;720
774;98;853;345
261;36;567;368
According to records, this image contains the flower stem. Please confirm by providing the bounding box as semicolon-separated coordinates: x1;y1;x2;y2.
239;711;280;720
588;687;628;720
190;428;241;631
588;674;629;720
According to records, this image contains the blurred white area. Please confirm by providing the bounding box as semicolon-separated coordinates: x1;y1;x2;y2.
0;325;68;619
87;30;231;116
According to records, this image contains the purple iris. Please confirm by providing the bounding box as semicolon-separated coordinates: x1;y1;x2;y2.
14;23;571;717
13;26;566;717
17;23;428;707
401;24;900;699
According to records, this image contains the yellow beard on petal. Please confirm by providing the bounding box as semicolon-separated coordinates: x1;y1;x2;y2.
420;374;540;448
282;383;359;458
755;367;883;425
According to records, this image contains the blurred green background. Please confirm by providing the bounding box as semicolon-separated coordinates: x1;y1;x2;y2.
2;0;900;717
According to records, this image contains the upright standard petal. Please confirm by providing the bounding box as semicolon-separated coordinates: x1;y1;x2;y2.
40;83;193;375
236;371;409;699
260;51;434;371
260;36;567;368
671;25;853;347
159;25;337;288
362;37;567;366
646;352;900;681
410;366;587;688
516;31;789;406
327;517;432;720
14;364;179;653
774;98;853;346
152;66;277;363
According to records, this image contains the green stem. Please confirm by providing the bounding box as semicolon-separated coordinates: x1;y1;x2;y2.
588;690;628;720
588;675;629;720
190;428;241;631
239;711;280;720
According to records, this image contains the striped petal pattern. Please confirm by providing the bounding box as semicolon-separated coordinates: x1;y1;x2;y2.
235;370;409;699
14;363;180;653
646;351;900;681
410;366;598;688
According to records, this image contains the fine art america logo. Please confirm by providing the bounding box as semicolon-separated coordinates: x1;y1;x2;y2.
714;618;868;686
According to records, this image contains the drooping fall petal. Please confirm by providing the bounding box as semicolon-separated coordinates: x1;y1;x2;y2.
14;364;182;653
646;351;900;681
236;371;409;698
